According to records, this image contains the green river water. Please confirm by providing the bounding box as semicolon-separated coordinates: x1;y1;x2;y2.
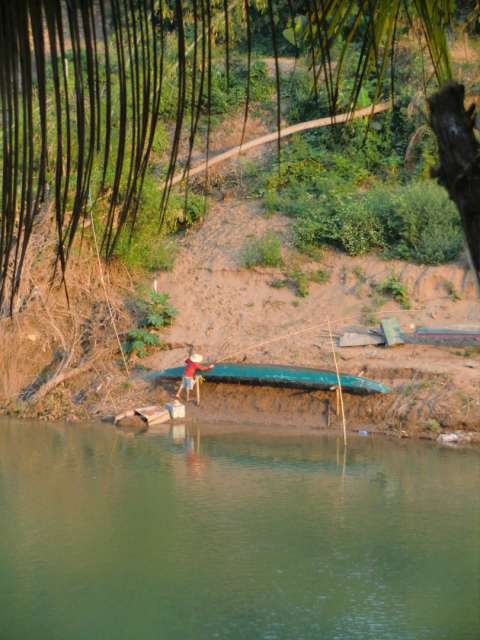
0;418;479;640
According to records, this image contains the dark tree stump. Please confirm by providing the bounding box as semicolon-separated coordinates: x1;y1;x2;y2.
428;81;480;288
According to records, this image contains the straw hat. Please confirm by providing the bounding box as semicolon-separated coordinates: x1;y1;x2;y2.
190;353;203;363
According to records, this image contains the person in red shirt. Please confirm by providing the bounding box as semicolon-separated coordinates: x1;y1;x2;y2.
175;353;214;405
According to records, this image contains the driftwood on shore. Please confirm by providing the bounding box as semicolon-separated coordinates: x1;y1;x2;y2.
20;340;188;403
21;348;113;402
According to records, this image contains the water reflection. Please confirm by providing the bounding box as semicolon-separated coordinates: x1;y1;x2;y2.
0;418;479;640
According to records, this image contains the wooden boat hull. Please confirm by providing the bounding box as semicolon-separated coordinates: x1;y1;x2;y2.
154;363;390;396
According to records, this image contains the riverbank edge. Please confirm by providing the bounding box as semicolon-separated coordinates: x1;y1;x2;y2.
2;366;479;446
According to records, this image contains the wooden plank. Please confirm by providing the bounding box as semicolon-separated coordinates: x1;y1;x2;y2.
381;318;404;347
135;406;171;426
416;326;480;337
114;409;135;425
339;332;386;347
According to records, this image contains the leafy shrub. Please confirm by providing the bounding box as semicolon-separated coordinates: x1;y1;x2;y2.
310;268;330;284
288;269;309;297
258;119;462;265
123;329;162;358
140;291;177;329
111;174;204;271
361;294;387;325
242;232;283;268
375;273;411;309
199;59;273;118
352;266;367;283
292;192;383;256
268;278;288;288
425;418;441;433
123;292;176;358
370;181;463;265
442;280;462;301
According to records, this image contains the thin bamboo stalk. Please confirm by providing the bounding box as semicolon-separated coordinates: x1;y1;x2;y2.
89;210;129;377
327;317;347;448
214;306;418;364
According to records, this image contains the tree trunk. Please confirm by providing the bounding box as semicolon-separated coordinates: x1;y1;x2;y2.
428;81;480;288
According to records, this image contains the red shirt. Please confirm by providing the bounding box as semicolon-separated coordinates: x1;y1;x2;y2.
183;358;210;378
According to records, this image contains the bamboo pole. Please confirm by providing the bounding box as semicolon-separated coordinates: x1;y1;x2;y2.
169;101;391;188
214;307;417;365
90;211;130;376
327;317;347;448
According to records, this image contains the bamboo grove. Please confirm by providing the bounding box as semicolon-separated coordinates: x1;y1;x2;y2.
0;1;464;313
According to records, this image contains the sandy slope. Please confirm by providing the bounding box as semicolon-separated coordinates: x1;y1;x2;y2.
149;198;479;375
138;196;480;433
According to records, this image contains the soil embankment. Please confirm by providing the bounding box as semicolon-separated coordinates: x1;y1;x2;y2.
2;192;479;442
142;197;480;439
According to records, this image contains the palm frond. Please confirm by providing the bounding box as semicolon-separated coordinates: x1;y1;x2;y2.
0;0;456;313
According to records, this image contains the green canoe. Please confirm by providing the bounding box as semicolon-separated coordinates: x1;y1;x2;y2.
154;363;390;396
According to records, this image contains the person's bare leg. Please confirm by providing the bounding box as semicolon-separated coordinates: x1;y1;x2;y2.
196;378;200;406
175;381;184;399
186;388;190;403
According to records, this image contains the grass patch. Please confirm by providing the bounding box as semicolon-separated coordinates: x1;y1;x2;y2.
257;134;462;265
374;272;411;309
309;268;330;284
442;280;462;301
352;266;367;283
268;278;289;288
288;269;310;297
242;232;284;268
425;418;441;433
361;294;386;325
451;347;480;358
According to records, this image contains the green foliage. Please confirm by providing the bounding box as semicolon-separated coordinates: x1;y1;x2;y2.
111;174;204;271
288;269;310;297
256;39;465;268
375;273;411;309
141;291;177;329
361;294;387;325
123;291;176;358
442;280;462;301
242;232;284;268
352;266;367;283
259;131;462;265
123;329;162;359
268;278;289;288
203;60;273;117
370;182;463;265
310;268;330;284
425;418;441;433
268;267;328;296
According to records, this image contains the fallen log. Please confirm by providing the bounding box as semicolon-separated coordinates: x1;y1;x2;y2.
24;348;112;402
169;101;391;187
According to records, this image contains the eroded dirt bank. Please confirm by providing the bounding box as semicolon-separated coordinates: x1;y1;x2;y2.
1;196;479;441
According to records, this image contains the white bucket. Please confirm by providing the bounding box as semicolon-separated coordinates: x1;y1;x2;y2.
166;400;186;420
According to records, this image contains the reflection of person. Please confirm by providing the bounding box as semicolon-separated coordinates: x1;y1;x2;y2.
185;430;209;478
175;353;214;405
